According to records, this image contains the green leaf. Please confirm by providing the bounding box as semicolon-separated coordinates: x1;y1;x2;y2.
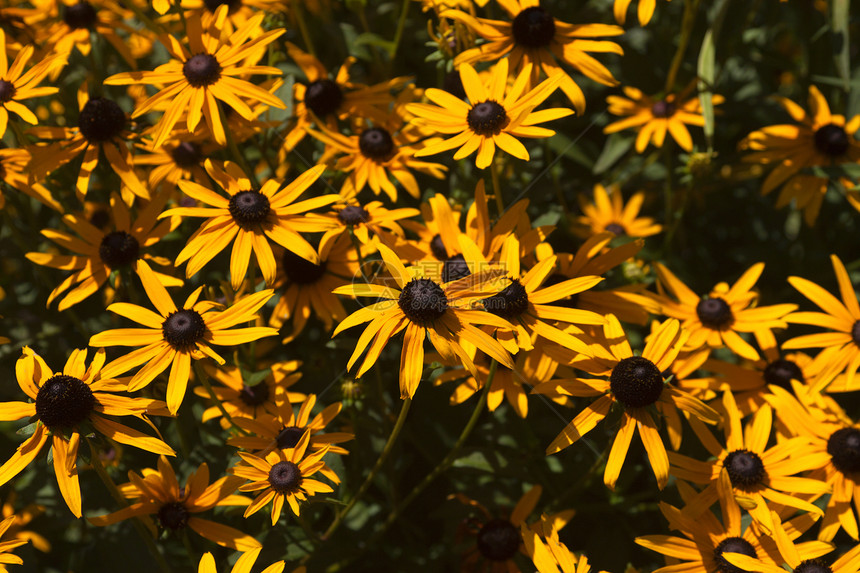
241;367;272;387
832;0;850;91
697;0;731;151
354;33;397;58
593;133;633;175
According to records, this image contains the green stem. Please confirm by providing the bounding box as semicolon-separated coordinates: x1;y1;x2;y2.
661;144;679;252
490;159;505;215
664;0;701;93
291;0;317;58
86;438;172;573
390;0;411;62
320;396;412;542
193;361;248;435
220;103;259;188
347;227;370;283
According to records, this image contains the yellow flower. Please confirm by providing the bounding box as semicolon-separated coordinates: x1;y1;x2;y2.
0;347;175;517
613;0;671;26
104;12;285;147
574;183;662;239
198;548;285;573
406;58;572;169
88;260;278;414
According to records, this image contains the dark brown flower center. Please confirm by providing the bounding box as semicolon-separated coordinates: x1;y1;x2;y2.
442;69;466;100
337;205;370;226
98;230;140;269
605;222;626;235
476;518;520;561
852;320;860;346
467;101;509;136
162;309;207;351
35;374;95;430
0;80;16;103
696;297;734;329
203;0;241;13
170;141;202;168
228;191;271;230
442;254;471;283
89;208;111;229
78;97;126;143
398;278;448;325
358;127;395;161
63;1;97;29
724;449;767;490
794;559;833;573
511;6;556;48
268;461;302;494
276;426;304;450
305;79;343;118
651;100;676;118
482;279;529;319
713;537;757;573
157;502;189;531
827;427;860;475
762;358;804;389
281;249;327;285
610;356;664;408
430;234;448;260
814;123;849;157
183;54;222;88
238;382;270;407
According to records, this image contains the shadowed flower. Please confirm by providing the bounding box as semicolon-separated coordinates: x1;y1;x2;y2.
198;547;285;573
574;183;662;239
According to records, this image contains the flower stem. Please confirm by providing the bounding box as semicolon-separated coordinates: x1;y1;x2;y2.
319;396;412;542
490;159;505;215
86;437;172;573
291;0;317;58
220;102;260;188
390;0;411;62
193;361;248;435
664;0;701;93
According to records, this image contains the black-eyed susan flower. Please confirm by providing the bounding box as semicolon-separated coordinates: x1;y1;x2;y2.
162;161;338;291
442;0;624;113
541;317;720;490
0;492;50;554
406;59;572;169
133;136;219;192
0;347;175;517
89;456;260;551
522;515;593;573
320;200;419;246
306;116;447;201
605;87;723;153
88;260;278;414
668;390;829;531
0;515;27;568
653;262;797;361
574;184;662;239
332;243;516;399
25;191;181;311
228;394;352;485
269;232;361;342
104;12;285;147
783;254;860;391
0;28;64;138
613;0;670;26
0;148;61;211
741;85;860;225
765;384;860;542
192;359;305;429
231;431;332;525
28;90;149;201
198;547;285;573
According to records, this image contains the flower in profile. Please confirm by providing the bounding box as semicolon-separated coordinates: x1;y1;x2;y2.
653;262;797;361
0;515;28;568
192;359;305;429
333;243;515;399
442;0;624;113
0;492;51;554
0;148;61;211
0;347;175;517
541;316;720;490
306;116;447;201
28;91;149;201
198;547;285;573
89;457;260;551
0;28;64;138
613;0;670;26
406;59;573;169
231;431;333;525
605;87;723;153
783;254;860;391
668;390;828;531
162;161;338;291
574;183;662;239
25;191;181;311
88;260;278;414
104;13;285;146
741;85;860;225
